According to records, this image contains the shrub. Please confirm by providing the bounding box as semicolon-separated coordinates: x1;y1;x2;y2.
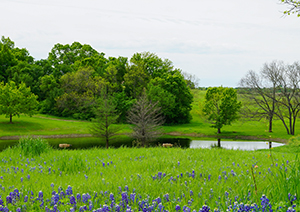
18;136;51;156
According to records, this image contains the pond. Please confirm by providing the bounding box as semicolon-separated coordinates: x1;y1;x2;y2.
190;140;285;150
0;137;285;151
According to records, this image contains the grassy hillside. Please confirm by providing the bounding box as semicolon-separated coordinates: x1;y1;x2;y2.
0;89;297;142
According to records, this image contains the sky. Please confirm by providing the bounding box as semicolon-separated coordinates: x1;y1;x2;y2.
1;0;300;87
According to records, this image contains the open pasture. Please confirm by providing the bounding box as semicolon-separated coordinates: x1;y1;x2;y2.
0;146;298;211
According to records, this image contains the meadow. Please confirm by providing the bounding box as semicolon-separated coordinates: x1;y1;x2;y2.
0;90;296;142
0;89;299;211
0;139;298;212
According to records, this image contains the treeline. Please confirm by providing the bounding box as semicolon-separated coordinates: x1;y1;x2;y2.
0;36;195;124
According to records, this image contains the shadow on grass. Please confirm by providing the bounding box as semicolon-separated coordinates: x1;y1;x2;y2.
0;120;44;132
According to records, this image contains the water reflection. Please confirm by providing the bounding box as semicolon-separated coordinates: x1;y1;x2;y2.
190;140;285;150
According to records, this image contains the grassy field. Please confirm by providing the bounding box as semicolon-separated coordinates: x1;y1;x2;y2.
0;142;298;212
0;89;297;142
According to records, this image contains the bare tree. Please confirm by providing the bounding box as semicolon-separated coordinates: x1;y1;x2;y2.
272;62;300;135
90;93;122;149
239;61;300;135
239;61;282;132
127;91;164;146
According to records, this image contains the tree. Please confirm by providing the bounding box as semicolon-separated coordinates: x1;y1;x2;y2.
89;93;122;149
127;91;164;146
182;71;200;89
281;0;300;16
239;61;284;132
202;87;241;135
239;61;300;135
0;81;38;123
56;67;106;119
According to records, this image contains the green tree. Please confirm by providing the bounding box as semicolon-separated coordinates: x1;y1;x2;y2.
281;0;300;16
48;42;102;79
202;87;241;134
124;52;193;124
90;93;122;149
0;81;38;123
127;91;164;146
56;67;106;119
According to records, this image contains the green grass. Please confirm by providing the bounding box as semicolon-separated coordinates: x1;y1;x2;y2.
0;89;297;142
0;146;299;211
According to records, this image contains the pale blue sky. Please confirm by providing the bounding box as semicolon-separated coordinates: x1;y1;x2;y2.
1;0;300;87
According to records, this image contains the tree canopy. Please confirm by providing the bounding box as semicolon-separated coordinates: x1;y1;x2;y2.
202;87;241;134
0;37;195;125
0;81;38;123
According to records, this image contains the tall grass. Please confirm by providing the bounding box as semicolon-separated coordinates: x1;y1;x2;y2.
17;136;51;156
0;146;298;211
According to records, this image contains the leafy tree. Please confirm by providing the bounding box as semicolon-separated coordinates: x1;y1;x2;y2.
127;91;164;146
202;87;241;135
90;93;122;149
56;67;106;119
0;81;38;123
124;52;193;124
48;42;102;78
281;0;300;16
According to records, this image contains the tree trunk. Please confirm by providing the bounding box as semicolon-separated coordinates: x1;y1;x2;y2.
10;114;12;124
268;117;273;133
217;138;221;147
106;137;109;149
217;128;221;134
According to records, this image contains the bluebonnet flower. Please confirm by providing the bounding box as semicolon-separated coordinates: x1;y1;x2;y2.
164;193;170;202
82;193;88;203
21;177;23;182
130;193;136;203
109;193;114;201
24;195;28;202
38;191;43;200
122;192;128;204
70;195;76;205
76;193;81;202
66;185;73;195
175;205;181;211
199;205;210;212
6;195;12;204
27;174;30;180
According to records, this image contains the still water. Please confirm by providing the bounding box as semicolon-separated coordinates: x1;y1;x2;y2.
190;140;285;150
0;137;285;151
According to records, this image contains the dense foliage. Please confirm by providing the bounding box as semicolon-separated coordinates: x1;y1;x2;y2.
202;87;241;134
0;36;193;124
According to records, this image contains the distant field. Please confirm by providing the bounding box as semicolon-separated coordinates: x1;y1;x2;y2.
0;89;297;142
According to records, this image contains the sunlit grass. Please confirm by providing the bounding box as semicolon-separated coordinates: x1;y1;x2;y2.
0;146;298;211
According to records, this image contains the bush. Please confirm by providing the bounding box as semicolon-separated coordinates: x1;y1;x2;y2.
18;136;51;156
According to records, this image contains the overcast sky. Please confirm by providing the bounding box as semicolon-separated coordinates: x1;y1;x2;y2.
1;0;300;87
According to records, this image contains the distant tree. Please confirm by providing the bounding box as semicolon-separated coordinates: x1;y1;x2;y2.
239;61;283;132
89;92;122;149
0;81;38;123
281;0;300;16
127;91;164;146
202;87;241;135
239;61;300;135
182;71;200;89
